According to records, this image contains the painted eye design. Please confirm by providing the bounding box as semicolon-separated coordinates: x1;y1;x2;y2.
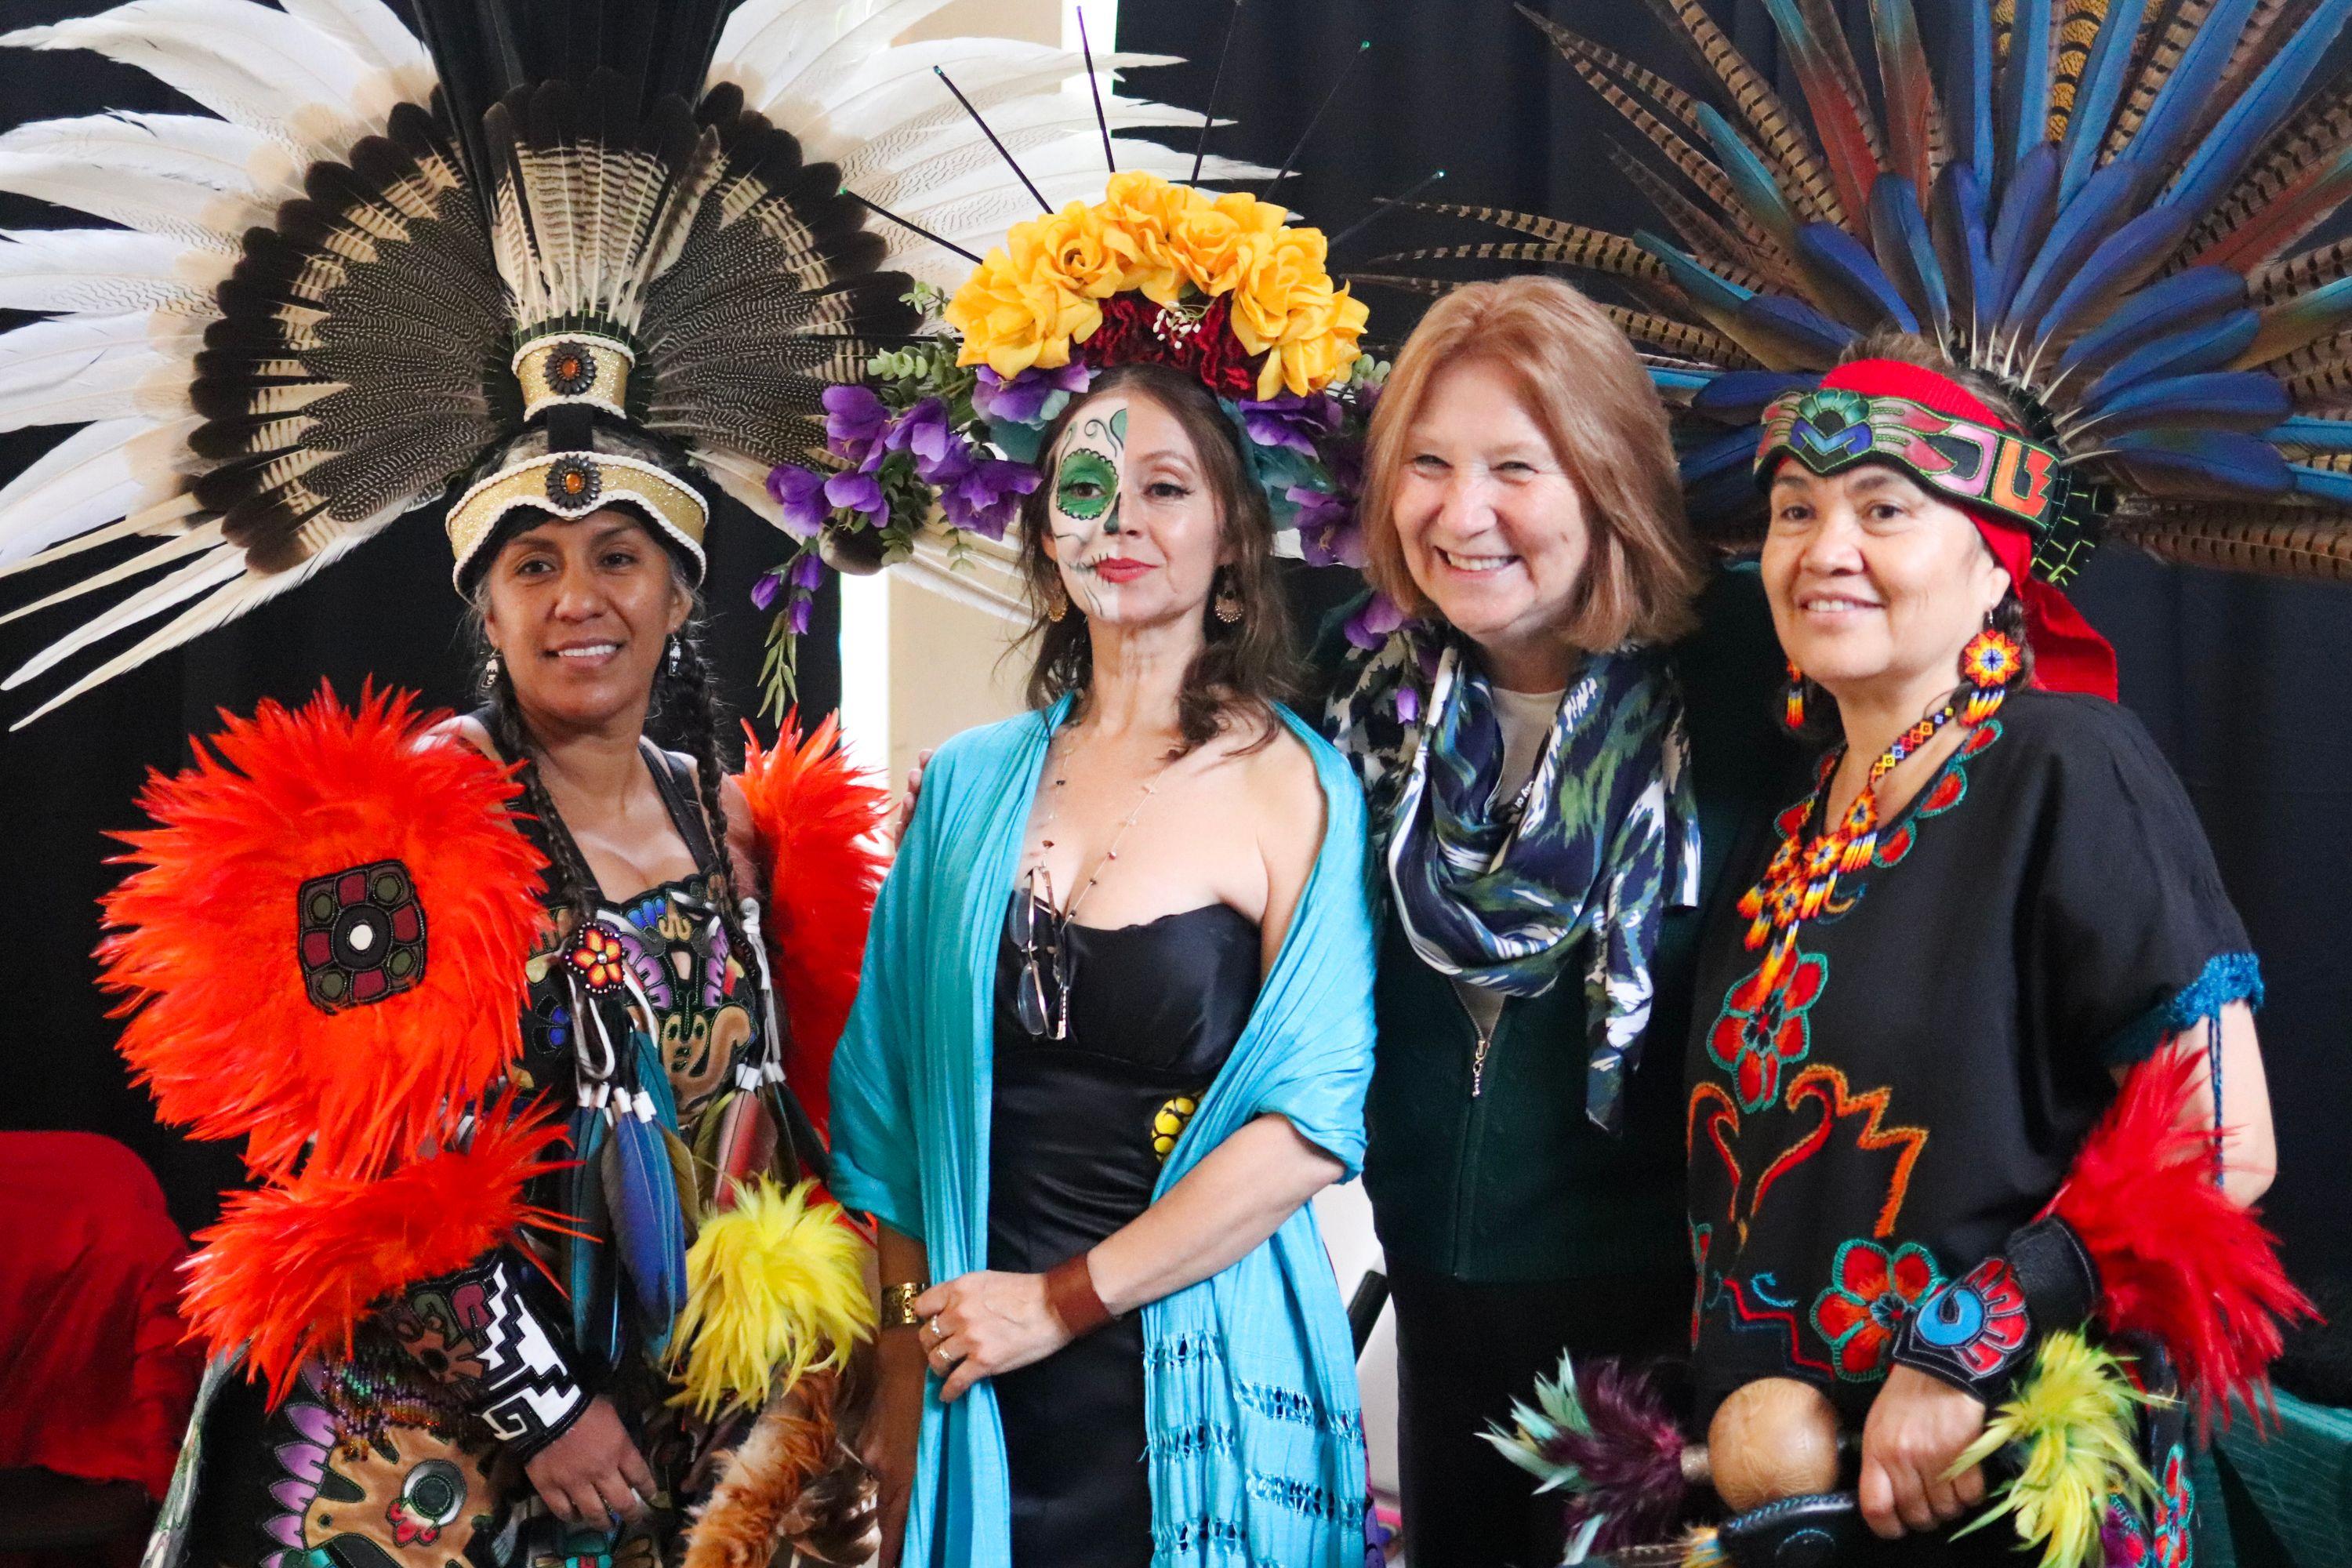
1054;448;1118;520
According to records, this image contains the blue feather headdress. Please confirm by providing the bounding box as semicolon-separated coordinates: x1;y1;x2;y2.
1367;0;2352;588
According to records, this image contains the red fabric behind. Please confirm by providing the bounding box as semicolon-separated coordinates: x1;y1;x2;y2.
0;1134;202;1501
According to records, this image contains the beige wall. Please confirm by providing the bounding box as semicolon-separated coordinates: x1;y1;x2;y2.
883;571;1032;788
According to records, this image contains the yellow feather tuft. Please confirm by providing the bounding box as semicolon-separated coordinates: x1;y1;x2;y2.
666;1177;874;1418
1948;1330;2159;1568
1679;1526;1726;1567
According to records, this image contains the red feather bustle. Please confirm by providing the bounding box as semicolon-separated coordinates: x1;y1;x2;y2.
735;713;888;1134
2049;1049;2316;1432
180;1100;572;1406
99;684;546;1182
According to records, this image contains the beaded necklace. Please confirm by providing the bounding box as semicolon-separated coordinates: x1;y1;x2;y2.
1737;696;1980;996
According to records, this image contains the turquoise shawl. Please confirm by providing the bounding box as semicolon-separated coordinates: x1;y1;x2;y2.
829;698;1377;1568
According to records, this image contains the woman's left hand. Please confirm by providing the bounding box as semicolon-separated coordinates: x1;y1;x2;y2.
1858;1364;1988;1538
913;1270;1073;1403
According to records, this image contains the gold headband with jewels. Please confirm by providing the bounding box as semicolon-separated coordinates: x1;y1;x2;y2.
513;332;634;421
446;451;708;587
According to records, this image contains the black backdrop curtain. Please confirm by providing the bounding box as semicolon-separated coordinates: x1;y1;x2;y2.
0;0;840;1235
1120;0;2352;1299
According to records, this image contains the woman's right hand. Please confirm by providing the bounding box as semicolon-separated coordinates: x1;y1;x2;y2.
523;1394;656;1527
862;1330;927;1568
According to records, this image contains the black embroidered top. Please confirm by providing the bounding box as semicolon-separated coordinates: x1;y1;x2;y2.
1682;691;2258;1422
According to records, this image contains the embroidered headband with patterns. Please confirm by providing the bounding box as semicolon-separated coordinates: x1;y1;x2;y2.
1755;385;2064;535
445;450;708;589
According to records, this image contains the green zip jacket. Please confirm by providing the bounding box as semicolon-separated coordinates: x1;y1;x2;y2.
1327;565;1796;1284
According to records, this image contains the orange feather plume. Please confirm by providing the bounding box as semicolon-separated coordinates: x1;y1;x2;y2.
98;684;546;1181
181;1101;572;1405
2052;1048;2318;1432
735;713;888;1134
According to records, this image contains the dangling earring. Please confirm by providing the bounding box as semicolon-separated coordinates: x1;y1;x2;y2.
1957;613;2024;726
665;633;683;675
479;649;501;694
1045;576;1069;622
1213;570;1243;626
1782;657;1807;731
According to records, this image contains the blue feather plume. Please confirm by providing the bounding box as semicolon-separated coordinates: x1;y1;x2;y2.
1984;142;2060;328
2264;417;2352;451
565;1105;619;1367
1695;103;1798;253
2003;158;2140;339
2056;0;2147;203
2115;0;2267;189
1870;172;1949;341
1794;220;1918;332
1945;0;1994;196
1691;370;1817;423
1929;162;1994;346
605;1103;688;1352
2057;268;2247;379
2084;312;2261;405
1994;0;2051;177
2073;372;2290;441
2032;205;2198;347
2162;0;2352;220
2107;428;2292;499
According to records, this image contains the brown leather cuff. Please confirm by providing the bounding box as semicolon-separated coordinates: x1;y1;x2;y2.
1044;1253;1114;1339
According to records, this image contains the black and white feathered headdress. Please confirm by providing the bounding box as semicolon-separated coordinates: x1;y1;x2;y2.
0;0;1236;724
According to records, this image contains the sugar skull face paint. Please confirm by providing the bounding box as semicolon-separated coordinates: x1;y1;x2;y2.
1044;390;1226;628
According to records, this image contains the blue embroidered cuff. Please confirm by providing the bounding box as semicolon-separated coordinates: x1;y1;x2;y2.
2101;950;2263;1067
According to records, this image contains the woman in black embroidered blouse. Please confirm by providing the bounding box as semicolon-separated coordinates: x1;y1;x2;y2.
1683;343;2280;1561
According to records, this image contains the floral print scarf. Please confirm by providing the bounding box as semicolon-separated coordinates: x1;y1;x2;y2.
1330;624;1699;1130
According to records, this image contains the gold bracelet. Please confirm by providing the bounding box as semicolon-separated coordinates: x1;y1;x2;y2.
880;1281;927;1329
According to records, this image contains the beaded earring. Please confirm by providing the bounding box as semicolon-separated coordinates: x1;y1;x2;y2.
1783;658;1808;730
1958;619;2024;726
1045;576;1069;622
666;633;683;675
1213;570;1243;625
479;649;500;693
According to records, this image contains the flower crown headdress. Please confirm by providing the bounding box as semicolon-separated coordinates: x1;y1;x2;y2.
758;169;1384;695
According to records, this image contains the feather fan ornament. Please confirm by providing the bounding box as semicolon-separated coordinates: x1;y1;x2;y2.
667;1176;873;1419
97;683;543;1182
1948;1330;2157;1568
1374;0;2352;590
0;0;1250;721
1480;1350;1690;1553
2051;1047;2317;1431
735;712;889;1132
180;1098;571;1406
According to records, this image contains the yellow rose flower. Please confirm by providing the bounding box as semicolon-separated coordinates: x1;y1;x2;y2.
1254;282;1370;398
945;239;1101;378
1227;223;1333;355
1096;170;1196;305
1170;190;1288;299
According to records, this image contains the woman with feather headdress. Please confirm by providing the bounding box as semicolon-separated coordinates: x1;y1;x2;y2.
1367;1;2346;1561
0;0;1240;1562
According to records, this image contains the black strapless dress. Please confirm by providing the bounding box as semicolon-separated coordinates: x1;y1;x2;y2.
986;891;1260;1568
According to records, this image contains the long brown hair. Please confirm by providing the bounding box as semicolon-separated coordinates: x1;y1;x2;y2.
1360;275;1703;648
1014;361;1299;753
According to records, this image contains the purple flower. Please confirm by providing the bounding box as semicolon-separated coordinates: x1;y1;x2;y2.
1395;684;1420;724
1345;590;1406;652
822;383;888;453
1238;392;1341;457
887;397;954;468
973;361;1091;425
788;595;814;635
1291;485;1363;568
941;457;1040;540
790;551;826;590
766;463;829;538
824;467;885;519
750;568;785;611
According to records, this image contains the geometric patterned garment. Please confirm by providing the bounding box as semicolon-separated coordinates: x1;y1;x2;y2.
1683;691;2257;1556
165;745;776;1567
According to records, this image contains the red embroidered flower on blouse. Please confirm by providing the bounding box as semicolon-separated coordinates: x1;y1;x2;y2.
1707;952;1830;1112
1811;1238;1944;1381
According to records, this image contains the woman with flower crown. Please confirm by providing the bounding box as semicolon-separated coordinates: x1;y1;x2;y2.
809;176;1382;1568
